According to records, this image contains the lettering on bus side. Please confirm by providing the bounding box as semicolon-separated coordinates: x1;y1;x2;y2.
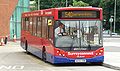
68;52;94;55
45;11;52;15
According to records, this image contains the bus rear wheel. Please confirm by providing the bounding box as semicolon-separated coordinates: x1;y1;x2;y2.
25;40;29;54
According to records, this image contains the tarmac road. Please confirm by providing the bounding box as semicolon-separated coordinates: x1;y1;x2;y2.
103;37;120;52
0;41;119;71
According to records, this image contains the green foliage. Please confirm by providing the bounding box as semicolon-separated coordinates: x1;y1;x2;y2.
32;0;71;10
73;0;89;7
30;0;120;32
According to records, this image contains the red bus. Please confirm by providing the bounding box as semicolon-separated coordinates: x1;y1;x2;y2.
21;7;104;64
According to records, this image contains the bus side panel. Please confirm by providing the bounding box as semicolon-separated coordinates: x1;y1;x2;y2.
21;30;27;49
42;39;55;63
26;40;55;63
25;34;55;63
28;35;43;50
24;43;55;63
27;44;43;59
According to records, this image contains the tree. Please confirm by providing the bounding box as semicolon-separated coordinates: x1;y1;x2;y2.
29;0;120;33
73;0;89;7
32;0;71;10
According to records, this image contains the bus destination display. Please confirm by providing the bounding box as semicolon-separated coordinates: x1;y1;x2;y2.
59;10;100;19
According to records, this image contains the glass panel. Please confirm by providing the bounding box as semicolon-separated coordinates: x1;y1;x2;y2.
21;18;25;30
25;18;29;31
33;17;37;36
29;17;33;34
42;17;48;38
37;17;42;37
54;20;102;50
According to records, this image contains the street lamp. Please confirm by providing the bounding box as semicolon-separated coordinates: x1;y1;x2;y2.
66;0;68;7
114;0;116;33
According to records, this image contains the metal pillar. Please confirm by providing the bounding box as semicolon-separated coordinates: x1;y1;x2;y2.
113;0;116;33
38;0;40;10
66;0;68;7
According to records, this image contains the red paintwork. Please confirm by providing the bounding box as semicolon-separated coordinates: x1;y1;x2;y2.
21;30;55;54
54;47;104;59
21;7;103;59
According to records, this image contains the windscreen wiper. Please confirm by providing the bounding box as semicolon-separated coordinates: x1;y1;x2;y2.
88;44;91;50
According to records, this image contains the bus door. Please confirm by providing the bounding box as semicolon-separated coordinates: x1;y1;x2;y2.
47;18;54;44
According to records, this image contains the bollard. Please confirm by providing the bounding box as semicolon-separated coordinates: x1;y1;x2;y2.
0;38;5;46
13;34;16;42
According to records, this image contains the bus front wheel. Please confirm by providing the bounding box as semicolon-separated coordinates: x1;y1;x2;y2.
42;47;46;62
91;62;103;65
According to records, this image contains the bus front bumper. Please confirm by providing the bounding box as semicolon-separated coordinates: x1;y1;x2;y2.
53;56;104;64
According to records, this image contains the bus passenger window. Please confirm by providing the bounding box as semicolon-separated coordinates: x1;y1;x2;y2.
42;17;48;38
25;18;29;31
33;17;37;36
29;17;33;34
21;18;25;30
37;17;42;37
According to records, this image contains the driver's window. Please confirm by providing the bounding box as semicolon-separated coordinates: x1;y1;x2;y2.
54;21;65;37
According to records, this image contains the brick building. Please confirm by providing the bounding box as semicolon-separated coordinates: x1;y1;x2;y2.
0;0;18;45
10;0;30;39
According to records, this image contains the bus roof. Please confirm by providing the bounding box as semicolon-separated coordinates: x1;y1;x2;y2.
54;7;102;10
22;7;102;19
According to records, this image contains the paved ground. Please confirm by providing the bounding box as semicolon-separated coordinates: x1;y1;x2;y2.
103;37;120;70
0;40;120;71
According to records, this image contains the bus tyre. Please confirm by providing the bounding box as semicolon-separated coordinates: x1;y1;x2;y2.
92;62;103;65
97;62;103;65
42;48;46;62
25;40;29;54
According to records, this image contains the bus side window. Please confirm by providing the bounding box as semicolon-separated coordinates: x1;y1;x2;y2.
37;17;42;37
33;17;37;36
48;18;53;39
29;17;33;34
23;18;26;30
42;17;48;38
25;18;29;31
21;18;25;30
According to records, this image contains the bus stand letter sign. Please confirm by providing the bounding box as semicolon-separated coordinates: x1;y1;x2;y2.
48;19;52;26
109;17;113;23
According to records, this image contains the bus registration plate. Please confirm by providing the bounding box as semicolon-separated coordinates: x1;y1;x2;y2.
75;59;86;63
